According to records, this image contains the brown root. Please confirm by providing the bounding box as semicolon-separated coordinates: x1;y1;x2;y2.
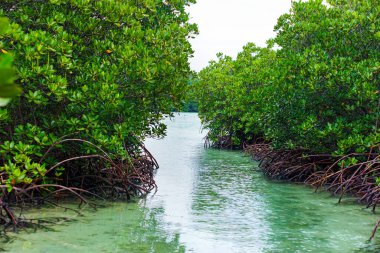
244;143;380;240
0;138;159;231
204;135;234;149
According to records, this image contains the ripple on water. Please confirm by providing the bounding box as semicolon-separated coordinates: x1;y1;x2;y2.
2;113;380;253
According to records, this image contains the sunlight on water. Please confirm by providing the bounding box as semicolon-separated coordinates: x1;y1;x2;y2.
2;113;380;253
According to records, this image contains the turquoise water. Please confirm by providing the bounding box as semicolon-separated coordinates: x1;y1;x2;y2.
2;113;380;252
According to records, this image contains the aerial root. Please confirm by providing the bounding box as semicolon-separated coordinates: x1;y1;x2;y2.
244;143;380;240
0;139;158;231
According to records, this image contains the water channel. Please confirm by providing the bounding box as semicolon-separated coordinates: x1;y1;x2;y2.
2;113;380;252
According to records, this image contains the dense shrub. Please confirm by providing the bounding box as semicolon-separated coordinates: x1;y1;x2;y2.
0;0;196;191
195;0;380;155
196;53;237;143
267;0;380;154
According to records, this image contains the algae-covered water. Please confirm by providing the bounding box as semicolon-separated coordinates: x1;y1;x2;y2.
2;113;380;252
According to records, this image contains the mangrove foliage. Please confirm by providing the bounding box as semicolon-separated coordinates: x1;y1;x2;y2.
0;0;197;228
194;0;380;229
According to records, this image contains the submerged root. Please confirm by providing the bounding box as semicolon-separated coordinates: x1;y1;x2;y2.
0;139;159;231
204;134;234;149
244;143;380;240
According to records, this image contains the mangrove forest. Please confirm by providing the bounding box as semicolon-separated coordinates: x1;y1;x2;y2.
0;0;380;252
195;0;380;242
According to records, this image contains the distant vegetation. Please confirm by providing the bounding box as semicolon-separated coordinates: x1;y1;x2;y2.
180;75;198;112
181;100;198;112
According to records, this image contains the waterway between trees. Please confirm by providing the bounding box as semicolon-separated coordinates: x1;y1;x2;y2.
2;113;380;252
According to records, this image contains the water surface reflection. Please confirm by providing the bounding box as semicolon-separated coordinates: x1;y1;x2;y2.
2;113;380;252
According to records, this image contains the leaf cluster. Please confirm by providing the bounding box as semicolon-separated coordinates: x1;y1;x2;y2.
0;0;197;190
0;17;20;106
195;0;380;155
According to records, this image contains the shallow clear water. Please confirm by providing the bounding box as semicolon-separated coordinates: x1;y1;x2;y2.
2;113;380;252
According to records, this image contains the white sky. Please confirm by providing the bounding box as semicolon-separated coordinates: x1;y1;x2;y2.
187;0;292;72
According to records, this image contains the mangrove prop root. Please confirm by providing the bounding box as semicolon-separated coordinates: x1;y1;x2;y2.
0;139;159;231
244;143;380;240
370;220;380;241
0;198;17;227
204;133;236;149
